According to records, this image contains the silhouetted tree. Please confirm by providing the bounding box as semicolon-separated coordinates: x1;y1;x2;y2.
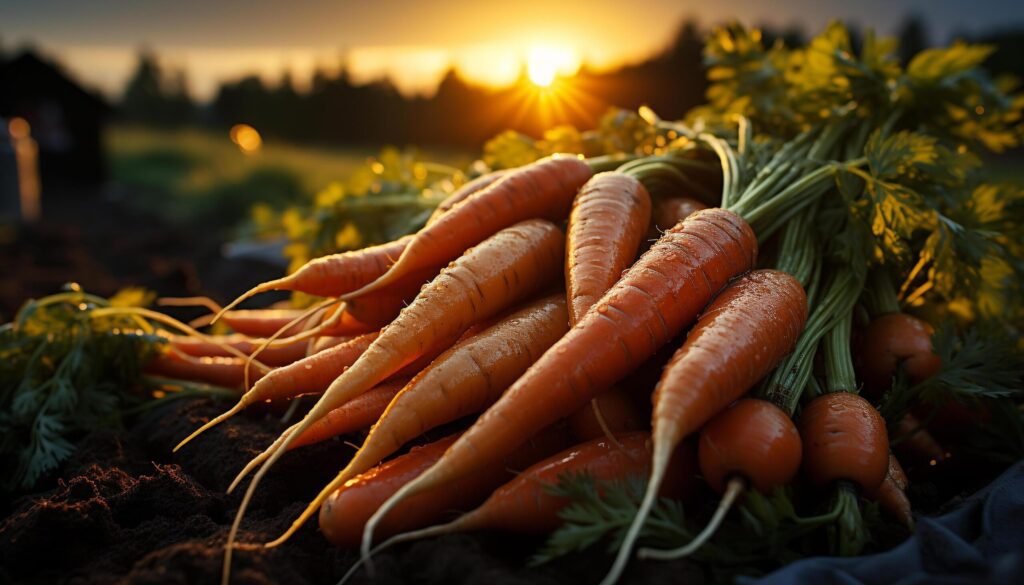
898;16;930;64
121;50;195;126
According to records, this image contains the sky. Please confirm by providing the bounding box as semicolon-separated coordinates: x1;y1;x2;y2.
3;0;1024;101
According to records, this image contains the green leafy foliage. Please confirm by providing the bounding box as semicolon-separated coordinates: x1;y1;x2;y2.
0;287;166;491
533;472;888;578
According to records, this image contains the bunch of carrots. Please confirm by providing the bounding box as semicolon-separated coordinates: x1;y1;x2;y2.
59;21;1022;585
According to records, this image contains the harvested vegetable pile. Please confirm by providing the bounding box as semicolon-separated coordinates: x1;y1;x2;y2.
2;21;1023;585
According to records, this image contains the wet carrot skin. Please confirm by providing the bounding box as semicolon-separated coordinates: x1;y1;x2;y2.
800;392;890;492
290;236;412;297
653;269;809;451
426;170;508;225
698;399;802;493
467;432;657;534
427;208;757;485
566;172;652;326
349;156;592;298
247;332;378;402
319;426;572;547
289;378;408;448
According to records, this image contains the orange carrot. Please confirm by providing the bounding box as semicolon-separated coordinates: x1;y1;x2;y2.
346;433;699;582
638;398;802;561
289;378;409;448
866;453;914;529
568;387;643;442
214;236;413;320
222;218;566;582
173;332;379;451
564;171;650;446
565;172;651;327
310;335;358;354
144;350;262;390
221;308;322;338
799;392;889;491
426;170;508;225
315;267;440;337
360;207;758;566
345;155;591;300
169;334;308;367
609;269;807;580
268;294;569;544
318;426;572;548
856;313;942;398
652;196;708;233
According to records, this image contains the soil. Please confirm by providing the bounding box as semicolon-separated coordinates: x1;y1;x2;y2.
0;398;701;585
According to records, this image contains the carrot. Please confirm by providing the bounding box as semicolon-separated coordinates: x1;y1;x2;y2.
568;387;643;442
268;293;570;545
144;350;262;390
318;425;572;549
651;196;708;233
361;208;759;570
894;412;949;465
221;219;566;581
565;172;651;327
289;377;410;448
856;313;942;398
347;433;700;583
344;155;592;300
173;332;379;451
638;398;802;561
609;269;807;580
169;334;308;367
310;335;358;354
799;392;889;491
322;264;445;334
426;170;508;225
224;324;478;495
213;236;413;320
866;454;914;529
221;308;324;338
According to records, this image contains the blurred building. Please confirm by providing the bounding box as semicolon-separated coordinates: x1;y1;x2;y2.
0;51;109;188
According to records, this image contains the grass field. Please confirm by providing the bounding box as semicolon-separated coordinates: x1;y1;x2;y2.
106;126;472;231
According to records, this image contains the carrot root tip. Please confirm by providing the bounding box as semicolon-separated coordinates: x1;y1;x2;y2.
636;477;744;561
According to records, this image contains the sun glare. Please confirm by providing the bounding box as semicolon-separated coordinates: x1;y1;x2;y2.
526;46;578;88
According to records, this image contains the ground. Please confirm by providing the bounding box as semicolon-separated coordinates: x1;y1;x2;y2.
0;398;701;585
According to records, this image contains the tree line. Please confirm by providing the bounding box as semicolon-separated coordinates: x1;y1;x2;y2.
118;16;1024;149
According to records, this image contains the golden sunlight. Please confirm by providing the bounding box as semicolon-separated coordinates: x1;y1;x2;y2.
526;46;578;87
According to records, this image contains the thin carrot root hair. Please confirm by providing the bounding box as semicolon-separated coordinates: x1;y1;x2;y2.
89;307;271;374
242;297;340;388
157;296;224;314
590;399;626;452
599;439;672;585
211;276;293;325
637;476;744;560
359;463;446;572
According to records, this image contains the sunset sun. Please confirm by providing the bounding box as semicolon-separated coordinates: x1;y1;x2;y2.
526;46;578;87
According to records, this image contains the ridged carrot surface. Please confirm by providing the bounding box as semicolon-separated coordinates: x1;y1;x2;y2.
566;172;651;326
360;207;757;557
345;155;591;299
